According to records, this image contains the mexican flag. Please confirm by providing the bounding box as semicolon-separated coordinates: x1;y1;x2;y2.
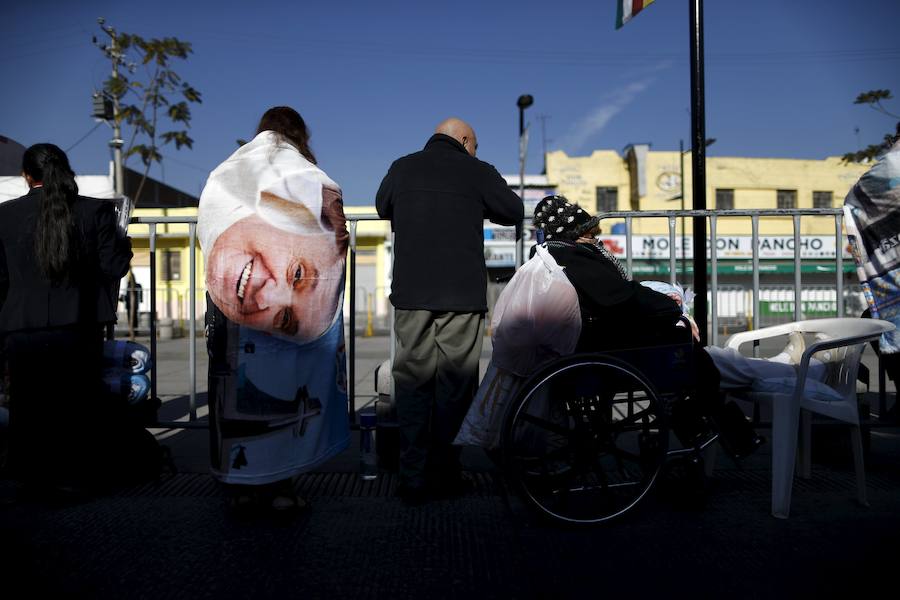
616;0;656;29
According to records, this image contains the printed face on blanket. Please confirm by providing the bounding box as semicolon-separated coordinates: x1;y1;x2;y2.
199;114;351;487
199;131;348;341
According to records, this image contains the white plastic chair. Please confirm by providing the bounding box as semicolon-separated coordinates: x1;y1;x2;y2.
720;317;894;518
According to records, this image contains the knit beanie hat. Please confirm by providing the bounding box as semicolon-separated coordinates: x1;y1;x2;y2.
532;195;600;241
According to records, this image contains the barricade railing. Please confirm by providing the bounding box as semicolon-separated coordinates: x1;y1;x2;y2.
128;214;383;428
129;209;892;429
593;208;893;422
594;208;847;347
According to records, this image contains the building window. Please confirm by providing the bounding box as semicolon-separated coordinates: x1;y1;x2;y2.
777;189;797;209
595;187;618;213
813;191;833;209
161;250;181;281
715;188;734;210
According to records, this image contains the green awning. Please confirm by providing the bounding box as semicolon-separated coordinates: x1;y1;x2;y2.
630;261;855;276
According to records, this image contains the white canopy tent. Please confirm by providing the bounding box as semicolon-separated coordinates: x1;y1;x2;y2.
0;165;116;204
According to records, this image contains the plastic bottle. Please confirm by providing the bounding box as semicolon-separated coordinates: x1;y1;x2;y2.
359;408;378;481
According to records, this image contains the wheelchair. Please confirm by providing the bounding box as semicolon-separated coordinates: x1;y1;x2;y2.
498;328;717;525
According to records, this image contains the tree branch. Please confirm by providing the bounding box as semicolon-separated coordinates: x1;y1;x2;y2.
133;79;160;206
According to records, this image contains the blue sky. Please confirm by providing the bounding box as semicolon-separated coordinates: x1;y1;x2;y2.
2;0;898;204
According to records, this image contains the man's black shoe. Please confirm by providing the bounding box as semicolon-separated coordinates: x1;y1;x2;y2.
721;432;766;460
671;401;712;448
714;400;766;459
396;484;429;506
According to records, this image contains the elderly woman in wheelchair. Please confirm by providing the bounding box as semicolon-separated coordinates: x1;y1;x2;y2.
456;196;761;524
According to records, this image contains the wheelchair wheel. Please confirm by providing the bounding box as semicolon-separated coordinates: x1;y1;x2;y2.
501;355;669;525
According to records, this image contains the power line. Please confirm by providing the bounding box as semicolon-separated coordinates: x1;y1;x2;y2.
189;31;900;66
157;152;211;173
65;121;105;152
0;41;89;63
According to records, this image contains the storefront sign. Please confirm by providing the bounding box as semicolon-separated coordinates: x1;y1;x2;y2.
596;235;851;260
482;231;851;267
759;300;838;316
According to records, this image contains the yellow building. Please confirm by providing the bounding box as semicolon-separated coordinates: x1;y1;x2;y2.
545;146;872;323
546;146;868;235
122;149;872;331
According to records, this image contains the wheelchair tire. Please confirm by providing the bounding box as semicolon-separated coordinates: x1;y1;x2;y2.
500;354;669;525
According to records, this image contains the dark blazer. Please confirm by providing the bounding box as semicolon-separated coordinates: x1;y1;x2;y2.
375;134;524;312
0;188;133;333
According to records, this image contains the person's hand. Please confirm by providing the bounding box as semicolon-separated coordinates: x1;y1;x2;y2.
667;292;683;306
687;315;700;342
676;314;700;342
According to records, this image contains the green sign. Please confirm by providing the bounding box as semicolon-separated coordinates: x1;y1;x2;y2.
758;300;838;317
632;261;855;276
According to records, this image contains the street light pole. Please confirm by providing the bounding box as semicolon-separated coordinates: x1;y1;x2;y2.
689;0;709;344
516;94;533;267
98;18;125;198
674;138;714;281
679;138;686;280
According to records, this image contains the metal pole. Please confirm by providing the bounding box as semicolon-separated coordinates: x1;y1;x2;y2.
102;23;126;345
149;223;157;404
794;214;802;322
689;0;709;345
679;139;686;281
517;107;526;267
710;215;718;346
751;215;760;334
103;24;125;198
625;216;634;277
835;213;844;316
668;216;677;285
348;220;357;423
188;223;197;421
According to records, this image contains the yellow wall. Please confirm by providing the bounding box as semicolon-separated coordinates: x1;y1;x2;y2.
546;150;869;236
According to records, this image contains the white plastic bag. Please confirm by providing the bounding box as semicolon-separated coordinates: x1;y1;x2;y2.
491;244;582;377
453;361;525;448
454;245;581;448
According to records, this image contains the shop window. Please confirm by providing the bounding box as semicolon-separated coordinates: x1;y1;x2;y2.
715;188;734;210
596;187;618;213
813;191;833;209
161;250;181;281
777;189;797;209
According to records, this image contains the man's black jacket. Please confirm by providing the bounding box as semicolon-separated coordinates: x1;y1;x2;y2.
376;134;524;312
0;188;133;333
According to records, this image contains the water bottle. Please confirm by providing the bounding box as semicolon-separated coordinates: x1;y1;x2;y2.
359;408;378;481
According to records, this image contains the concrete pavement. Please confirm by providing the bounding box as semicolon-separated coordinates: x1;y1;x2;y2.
2;331;899;598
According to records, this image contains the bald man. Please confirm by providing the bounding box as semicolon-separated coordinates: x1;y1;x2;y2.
376;118;523;504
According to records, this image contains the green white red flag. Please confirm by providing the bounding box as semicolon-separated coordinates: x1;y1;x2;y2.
616;0;656;29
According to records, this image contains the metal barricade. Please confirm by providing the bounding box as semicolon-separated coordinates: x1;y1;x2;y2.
130;209;881;428
129;214;382;429
595;208;847;347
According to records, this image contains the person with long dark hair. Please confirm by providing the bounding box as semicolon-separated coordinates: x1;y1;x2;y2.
0;143;133;492
199;107;350;514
